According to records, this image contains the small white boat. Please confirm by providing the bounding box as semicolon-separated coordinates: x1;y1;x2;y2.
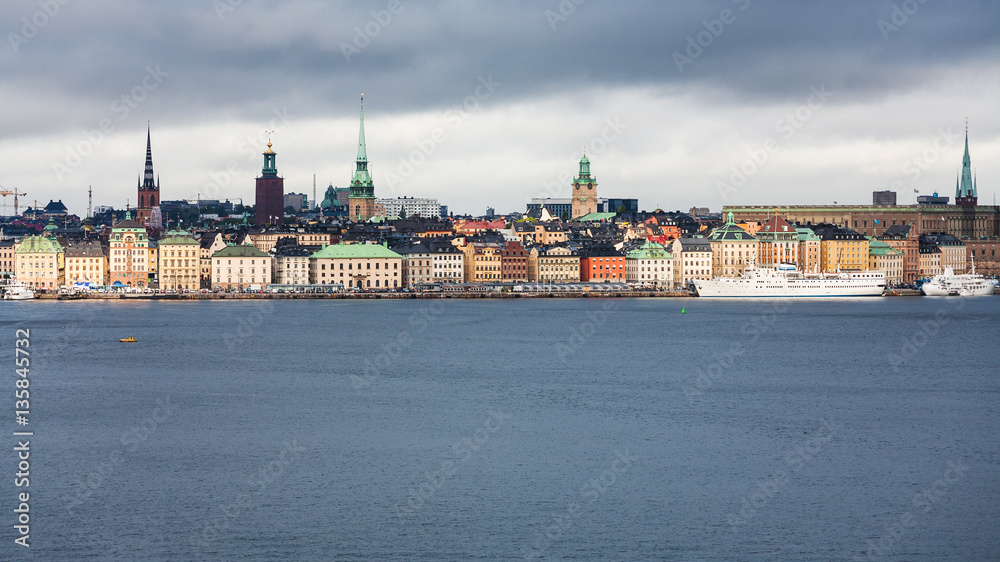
3;281;36;301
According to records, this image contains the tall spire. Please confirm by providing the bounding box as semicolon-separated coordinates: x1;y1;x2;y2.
357;93;368;162
142;122;155;190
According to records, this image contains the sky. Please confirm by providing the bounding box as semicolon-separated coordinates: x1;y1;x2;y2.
2;0;999;217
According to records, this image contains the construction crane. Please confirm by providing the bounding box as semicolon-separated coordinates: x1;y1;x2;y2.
0;186;26;216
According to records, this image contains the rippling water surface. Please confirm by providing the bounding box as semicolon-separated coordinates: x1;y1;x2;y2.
2;296;998;560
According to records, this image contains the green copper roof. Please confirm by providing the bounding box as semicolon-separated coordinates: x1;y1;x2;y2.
577;212;616;222
311;242;402;260
212;244;269;258
17;235;63;254
957;127;976;198
795;227;820;241
159;231;200;245
626;240;672;260
351;96;374;194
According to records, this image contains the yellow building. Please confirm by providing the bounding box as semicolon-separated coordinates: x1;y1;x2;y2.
707;212;757;277
461;242;503;283
158;230;201;291
868;237;904;285
813;224;869;272
527;246;580;282
64;241;106;286
14;234;63;290
109;212;149;288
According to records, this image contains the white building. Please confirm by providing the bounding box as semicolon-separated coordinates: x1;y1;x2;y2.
625;241;673;288
376;196;441;219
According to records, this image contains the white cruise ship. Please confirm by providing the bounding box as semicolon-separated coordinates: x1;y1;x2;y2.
3;280;36;301
694;265;886;297
921;261;996;296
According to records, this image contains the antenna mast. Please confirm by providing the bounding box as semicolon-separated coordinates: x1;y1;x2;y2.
88;185;93;219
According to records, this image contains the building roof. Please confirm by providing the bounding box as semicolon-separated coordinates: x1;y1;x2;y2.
158;230;200;245
867;237;904;256
212;244;270;258
576;212;617;222
708;212;756;241
675;237;712;251
626;240;672;260
311;242;401;260
16;235;63;254
795;227;820;241
64;241;104;258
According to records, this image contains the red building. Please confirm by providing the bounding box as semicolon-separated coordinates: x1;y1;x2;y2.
580;245;625;282
501;240;528;282
255;140;284;226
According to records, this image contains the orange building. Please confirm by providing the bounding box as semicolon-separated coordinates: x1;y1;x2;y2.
580;245;625;282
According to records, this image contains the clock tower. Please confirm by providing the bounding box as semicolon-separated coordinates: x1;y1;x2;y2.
571;151;598;219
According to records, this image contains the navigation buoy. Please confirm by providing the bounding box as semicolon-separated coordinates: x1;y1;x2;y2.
681;307;686;314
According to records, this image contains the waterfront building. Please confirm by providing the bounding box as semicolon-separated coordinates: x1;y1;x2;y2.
255;139;285;226
429;240;464;283
0;239;15;278
199;231;228;288
580;245;626;283
878;224;919;284
64;241;106;286
109;211;149;288
348;96;377;222
670;237;713;287
158;230;200;291
272;245;313;286
501;239;529;282
14;233;63;290
309;242;401;289
867;237;904;285
461;242;503;283
135;126;160;226
571;153;598;219
211;244;272;290
625;240;673;288
920;233;966;272
796;228;822;273
756;215;798;267
812;224;869;272
394;242;434;289
918;244;942;279
527;246;581;283
707;212;757;277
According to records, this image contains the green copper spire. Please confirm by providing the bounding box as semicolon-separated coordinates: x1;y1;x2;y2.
957;121;977;203
261;135;278;177
350;94;374;195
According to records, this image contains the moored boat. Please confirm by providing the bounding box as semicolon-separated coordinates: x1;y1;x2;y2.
921;260;995;296
694;264;886;297
3;281;36;301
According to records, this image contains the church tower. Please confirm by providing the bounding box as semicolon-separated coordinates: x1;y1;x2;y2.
955;122;978;207
255;136;285;225
136;125;160;225
348;94;377;222
571;151;598;219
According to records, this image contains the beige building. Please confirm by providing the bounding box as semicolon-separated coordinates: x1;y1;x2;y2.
707;212;757;277
158;230;201;291
64;241;106;286
671;238;713;287
15;234;64;290
272;246;313;286
527;246;580;283
867;238;904;286
212;244;272;290
462;242;503;283
309;243;402;289
625;241;673;288
918;246;942;279
1;239;17;278
796;228;822;273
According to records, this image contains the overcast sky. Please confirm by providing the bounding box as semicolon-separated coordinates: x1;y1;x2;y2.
2;0;999;217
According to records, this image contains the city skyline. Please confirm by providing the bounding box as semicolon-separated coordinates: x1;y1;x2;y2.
2;1;1000;217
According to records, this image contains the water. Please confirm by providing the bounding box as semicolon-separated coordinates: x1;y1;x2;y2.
2;297;998;560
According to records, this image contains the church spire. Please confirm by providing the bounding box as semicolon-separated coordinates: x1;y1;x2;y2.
142;123;155;190
956;120;977;206
351;93;373;188
357;93;368;162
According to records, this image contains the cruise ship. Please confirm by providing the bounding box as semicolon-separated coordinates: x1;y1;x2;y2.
694;264;886;297
921;261;996;296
